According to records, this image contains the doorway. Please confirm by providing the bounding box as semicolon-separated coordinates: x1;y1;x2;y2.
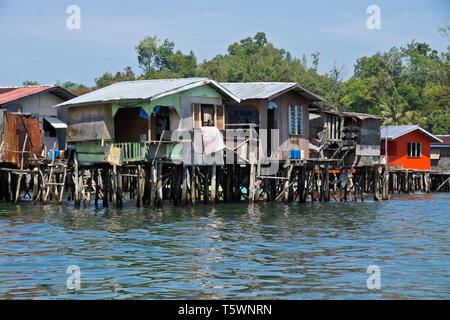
114;107;149;142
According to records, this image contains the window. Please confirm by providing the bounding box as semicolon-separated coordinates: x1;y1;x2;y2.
201;104;215;126
289;106;303;135
407;142;421;158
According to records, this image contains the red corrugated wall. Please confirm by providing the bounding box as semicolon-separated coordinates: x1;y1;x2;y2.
2;113;41;168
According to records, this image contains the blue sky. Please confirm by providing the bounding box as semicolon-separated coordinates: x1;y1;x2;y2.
0;0;448;86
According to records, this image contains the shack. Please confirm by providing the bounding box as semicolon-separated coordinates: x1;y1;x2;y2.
220;82;326;161
380;125;443;171
0;86;75;152
55;78;240;165
308;107;382;167
431;135;450;173
0;110;41;168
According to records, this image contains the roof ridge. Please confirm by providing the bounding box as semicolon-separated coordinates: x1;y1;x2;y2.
0;85;55;88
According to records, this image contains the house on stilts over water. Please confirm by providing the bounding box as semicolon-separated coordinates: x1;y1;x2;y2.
0;85;75;204
35;77;446;208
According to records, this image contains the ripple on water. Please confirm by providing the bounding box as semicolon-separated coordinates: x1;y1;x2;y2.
0;193;449;299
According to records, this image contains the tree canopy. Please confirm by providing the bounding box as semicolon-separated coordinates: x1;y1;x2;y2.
45;30;449;134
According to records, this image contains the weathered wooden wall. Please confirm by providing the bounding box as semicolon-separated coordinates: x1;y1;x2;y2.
272;91;310;159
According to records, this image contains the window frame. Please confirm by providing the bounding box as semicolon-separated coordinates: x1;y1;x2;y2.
289;105;303;136
200;104;215;127
407;142;421;158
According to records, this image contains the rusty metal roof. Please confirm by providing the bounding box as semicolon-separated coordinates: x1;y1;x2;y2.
220;82;325;102
432;135;450;147
310;108;383;120
55;78;241;108
0;86;75;105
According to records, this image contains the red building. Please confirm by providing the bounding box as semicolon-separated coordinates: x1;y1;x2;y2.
380;126;443;170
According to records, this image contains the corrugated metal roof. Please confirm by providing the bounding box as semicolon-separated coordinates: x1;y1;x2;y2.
0;86;75;105
381;125;443;143
312;108;382;120
0;86;54;104
55;78;240;108
44;116;67;129
220;82;326;102
431;135;450;147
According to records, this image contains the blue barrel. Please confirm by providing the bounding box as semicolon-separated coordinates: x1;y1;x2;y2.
290;149;301;159
50;149;60;160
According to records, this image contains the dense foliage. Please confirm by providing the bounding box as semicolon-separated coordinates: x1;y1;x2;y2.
40;29;449;134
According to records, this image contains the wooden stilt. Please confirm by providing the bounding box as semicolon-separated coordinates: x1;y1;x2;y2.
117;166;123;208
211;165;217;206
136;165;142;207
74;157;80;208
283;165;293;204
191;166;196;206
181;165;188;207
374;166;381;201
150;164;156;207
156;162;162;207
424;172;430;193
382;168;389;200
58;163;68;205
112;165;118;208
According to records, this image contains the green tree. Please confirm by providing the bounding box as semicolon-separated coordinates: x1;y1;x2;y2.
135;36;197;78
22;80;39;86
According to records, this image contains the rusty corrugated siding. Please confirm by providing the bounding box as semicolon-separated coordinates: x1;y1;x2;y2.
2;113;41;168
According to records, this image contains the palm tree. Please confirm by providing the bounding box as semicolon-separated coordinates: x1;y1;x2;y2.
380;94;408;125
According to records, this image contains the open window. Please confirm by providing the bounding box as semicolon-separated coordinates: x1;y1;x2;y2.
192;104;224;129
201;104;215;126
151;106;171;140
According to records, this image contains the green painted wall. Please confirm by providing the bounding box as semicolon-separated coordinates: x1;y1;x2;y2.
77;84;222;163
76;140;111;163
111;84;220;117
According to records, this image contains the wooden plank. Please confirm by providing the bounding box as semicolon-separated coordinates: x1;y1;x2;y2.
67;121;112;142
215;105;224;130
192;103;201;129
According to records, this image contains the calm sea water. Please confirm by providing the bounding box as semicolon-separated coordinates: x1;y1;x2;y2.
0;193;448;299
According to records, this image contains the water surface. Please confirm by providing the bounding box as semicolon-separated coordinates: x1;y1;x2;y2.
0;193;448;299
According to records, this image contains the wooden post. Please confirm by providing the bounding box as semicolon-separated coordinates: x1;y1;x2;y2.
102;167;109;207
74;157;80;208
311;168;317;201
404;170;409;193
58;164;68;205
181;165;188;207
424;172;430;193
117;166;123;208
248;164;255;204
191;166;196;206
283;165;293;204
202;168;208;204
94;169;99;207
85;171;91;209
299;166;307;203
211;166;217;206
374;166;381;201
136;165;142;207
112;165;118;208
32;171;38;201
15;133;28;204
150;164;156;207
382;169;389;200
156;162;162;207
392;172;397;193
